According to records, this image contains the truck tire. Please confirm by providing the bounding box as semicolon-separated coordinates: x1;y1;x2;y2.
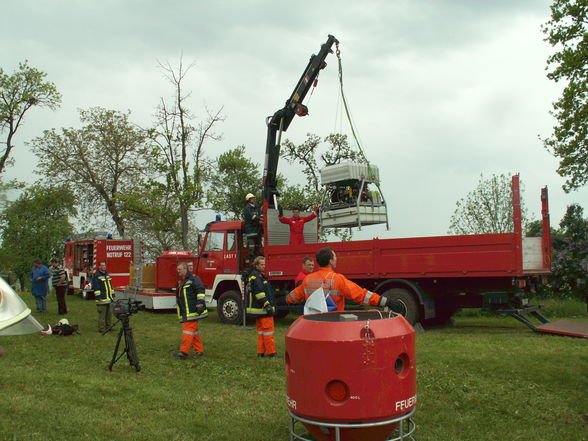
382;288;419;325
217;291;243;325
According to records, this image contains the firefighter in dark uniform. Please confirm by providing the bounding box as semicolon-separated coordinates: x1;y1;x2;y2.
92;261;114;333
243;193;261;251
247;256;278;358
173;262;208;359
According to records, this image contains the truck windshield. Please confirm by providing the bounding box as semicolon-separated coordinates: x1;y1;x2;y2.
204;232;224;252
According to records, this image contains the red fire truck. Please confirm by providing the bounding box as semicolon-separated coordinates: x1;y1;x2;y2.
189;35;570;335
63;236;136;298
196;174;551;326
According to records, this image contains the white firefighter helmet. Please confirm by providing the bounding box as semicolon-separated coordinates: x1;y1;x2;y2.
245;193;255;201
58;318;69;326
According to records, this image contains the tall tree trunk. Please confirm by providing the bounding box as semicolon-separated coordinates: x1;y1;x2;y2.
180;201;189;250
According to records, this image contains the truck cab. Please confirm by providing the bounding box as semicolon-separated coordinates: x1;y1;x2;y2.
197;215;314;323
196;220;251;324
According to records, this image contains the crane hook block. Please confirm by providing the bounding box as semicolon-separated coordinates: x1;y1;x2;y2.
295;103;309;116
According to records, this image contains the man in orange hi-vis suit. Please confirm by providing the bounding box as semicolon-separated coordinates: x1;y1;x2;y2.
287;247;404;312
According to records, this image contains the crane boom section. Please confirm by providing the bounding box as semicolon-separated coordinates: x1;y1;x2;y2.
263;34;339;204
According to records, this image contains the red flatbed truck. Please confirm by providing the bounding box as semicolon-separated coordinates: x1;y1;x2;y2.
196;35;588;338
198;175;554;328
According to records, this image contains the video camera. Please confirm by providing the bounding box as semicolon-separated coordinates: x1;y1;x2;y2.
110;299;145;320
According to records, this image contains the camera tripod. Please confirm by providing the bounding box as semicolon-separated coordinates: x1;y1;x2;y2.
107;315;140;372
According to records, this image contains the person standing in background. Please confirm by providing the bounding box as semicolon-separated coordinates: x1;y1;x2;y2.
295;256;315;287
29;258;50;313
92;261;114;333
50;258;68;315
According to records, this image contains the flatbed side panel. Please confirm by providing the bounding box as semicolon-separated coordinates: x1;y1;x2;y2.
534;320;588;338
373;234;519;279
265;233;523;280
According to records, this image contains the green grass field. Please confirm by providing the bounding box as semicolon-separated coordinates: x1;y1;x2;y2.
1;293;587;441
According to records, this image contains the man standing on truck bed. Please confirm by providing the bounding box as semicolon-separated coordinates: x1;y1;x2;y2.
92;261;114;333
173;262;208;360
278;206;318;245
243;193;261;250
287;247;403;313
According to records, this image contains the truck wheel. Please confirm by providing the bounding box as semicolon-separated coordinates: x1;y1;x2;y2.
382;288;419;325
217;291;243;325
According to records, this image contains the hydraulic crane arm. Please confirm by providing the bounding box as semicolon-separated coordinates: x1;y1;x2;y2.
263;34;339;205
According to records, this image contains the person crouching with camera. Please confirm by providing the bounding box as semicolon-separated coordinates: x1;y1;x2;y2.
173;262;208;360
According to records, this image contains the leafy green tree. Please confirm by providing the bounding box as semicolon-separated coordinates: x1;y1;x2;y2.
31;107;150;237
448;173;529;235
119;182;182;258
280;133;360;241
281;133;360;193
0;61;61;174
148;59;224;249
206;146;261;220
548;204;588;300
542;0;588;191
277;182;316;211
0;184;76;286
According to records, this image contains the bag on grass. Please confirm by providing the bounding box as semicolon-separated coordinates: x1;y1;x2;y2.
52;323;78;336
46;318;78;336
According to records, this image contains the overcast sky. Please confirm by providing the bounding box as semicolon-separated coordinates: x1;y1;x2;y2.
2;0;587;239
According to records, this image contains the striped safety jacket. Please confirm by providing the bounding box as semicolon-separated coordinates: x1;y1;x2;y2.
246;269;274;317
287;267;382;311
176;274;208;322
92;270;114;304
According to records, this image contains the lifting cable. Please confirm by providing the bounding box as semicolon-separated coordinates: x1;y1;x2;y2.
335;41;380;187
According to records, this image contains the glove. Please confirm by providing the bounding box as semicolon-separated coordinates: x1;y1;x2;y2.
379;294;406;315
278;206;284;217
196;303;205;314
264;302;275;316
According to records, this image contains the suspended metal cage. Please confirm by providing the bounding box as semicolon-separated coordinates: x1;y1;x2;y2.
319;162;389;230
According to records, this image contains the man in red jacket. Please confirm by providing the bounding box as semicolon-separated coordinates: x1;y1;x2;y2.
278;206;319;245
294;256;314;287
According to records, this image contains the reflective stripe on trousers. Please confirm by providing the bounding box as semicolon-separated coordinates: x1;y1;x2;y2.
181;320;203;354
256;316;276;355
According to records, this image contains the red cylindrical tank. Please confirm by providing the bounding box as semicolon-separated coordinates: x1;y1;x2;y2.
285;310;416;441
155;251;195;290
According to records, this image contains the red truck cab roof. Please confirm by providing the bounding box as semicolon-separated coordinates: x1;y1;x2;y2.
205;220;244;232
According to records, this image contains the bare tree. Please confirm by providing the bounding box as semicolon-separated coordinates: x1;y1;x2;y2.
149;58;224;249
0;61;61;174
